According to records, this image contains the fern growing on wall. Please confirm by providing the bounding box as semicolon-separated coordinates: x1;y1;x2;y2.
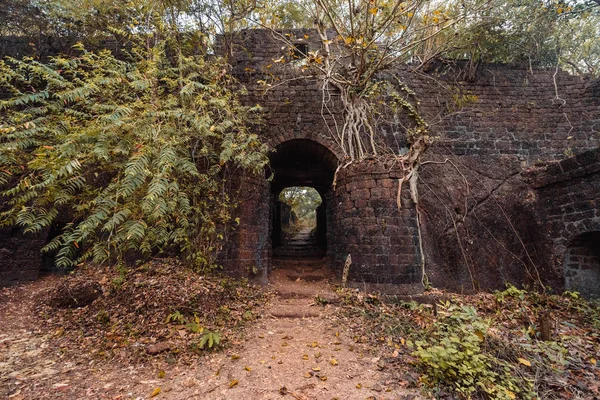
0;35;268;270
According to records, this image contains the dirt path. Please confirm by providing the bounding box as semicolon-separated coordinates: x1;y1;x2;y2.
1;262;422;400
165;259;421;400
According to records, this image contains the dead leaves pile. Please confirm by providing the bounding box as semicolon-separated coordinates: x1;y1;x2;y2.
34;259;268;364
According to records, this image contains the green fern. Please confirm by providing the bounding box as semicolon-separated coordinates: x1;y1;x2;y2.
0;32;269;270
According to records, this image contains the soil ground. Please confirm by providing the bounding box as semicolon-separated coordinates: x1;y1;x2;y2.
0;258;422;400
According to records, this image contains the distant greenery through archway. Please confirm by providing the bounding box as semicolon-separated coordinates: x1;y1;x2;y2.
279;186;322;234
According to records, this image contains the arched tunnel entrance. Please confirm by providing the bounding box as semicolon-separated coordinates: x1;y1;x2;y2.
219;137;421;289
564;231;600;299
269;140;338;260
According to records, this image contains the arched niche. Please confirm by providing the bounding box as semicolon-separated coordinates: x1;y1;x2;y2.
563;231;600;299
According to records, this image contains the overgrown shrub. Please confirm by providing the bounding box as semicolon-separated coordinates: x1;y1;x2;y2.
412;303;535;399
0;30;268;270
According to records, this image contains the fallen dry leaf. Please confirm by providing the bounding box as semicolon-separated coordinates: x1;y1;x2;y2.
517;358;532;367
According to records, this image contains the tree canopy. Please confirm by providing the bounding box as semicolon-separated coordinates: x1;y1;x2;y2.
280;186;322;223
2;1;598;76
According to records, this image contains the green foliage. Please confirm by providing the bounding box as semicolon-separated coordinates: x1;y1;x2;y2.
314;294;328;306
562;290;580;300
442;0;600;76
166;310;185;325
413;303;534;399
494;283;527;303
339;286;600;399
279;186;322;223
0;33;268;270
110;262;129;289
185;313;203;333
199;330;221;349
96;309;111;325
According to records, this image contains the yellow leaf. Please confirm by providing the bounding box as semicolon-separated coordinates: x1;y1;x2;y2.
310;342;319;348
150;387;161;398
312;367;321;372
335;331;340;337
304;372;312;378
157;370;166;379
304;34;309;39
518;358;532;367
506;390;516;399
330;358;338;366
590;358;597;365
369;7;378;14
319;375;327;381
229;379;239;388
474;330;485;342
231;354;240;360
302;354;309;360
244;366;251;371
356;383;362;389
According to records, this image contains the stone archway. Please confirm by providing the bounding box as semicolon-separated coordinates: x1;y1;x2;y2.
563;231;600;299
219;138;423;292
269;139;340;261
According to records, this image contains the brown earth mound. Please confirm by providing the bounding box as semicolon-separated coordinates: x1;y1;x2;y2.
36;259;269;363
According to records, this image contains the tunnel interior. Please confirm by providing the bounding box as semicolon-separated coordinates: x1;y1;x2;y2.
269;139;338;259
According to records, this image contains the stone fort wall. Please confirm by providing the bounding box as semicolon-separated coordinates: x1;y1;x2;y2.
220;29;600;293
2;29;599;295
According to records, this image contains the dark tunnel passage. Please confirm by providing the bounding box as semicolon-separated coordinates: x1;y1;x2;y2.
269;139;338;259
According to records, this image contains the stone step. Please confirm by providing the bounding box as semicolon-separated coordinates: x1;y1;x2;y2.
275;250;325;256
271;257;328;268
269;304;321;318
